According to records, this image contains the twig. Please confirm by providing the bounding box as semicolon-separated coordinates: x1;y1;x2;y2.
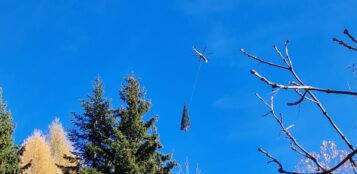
251;69;357;96
287;90;308;106
240;49;289;70
256;94;327;172
258;148;300;174
346;63;357;80
284;40;293;67
242;40;357;172
274;45;290;66
344;29;357;43
244;44;355;151
332;38;357;51
324;149;357;173
294;90;316;104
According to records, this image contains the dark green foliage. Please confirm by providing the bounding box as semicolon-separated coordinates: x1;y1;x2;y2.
56;152;82;174
70;75;176;173
69;77;116;173
81;167;103;174
109;75;177;174
180;104;190;132
0;88;21;174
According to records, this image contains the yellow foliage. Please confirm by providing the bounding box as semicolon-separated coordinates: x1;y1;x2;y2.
48;118;75;167
21;129;61;174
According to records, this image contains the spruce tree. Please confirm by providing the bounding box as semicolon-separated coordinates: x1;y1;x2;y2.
180;104;190;132
70;75;176;174
0;88;21;174
69;77;115;173
109;75;176;174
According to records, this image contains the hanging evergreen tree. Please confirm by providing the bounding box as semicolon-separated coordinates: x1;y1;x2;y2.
0;88;21;174
69;77;115;174
180;104;190;132
109;74;176;174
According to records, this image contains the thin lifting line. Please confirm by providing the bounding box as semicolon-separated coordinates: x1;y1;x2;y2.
188;61;203;112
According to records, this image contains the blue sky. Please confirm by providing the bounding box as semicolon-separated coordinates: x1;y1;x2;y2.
0;0;357;173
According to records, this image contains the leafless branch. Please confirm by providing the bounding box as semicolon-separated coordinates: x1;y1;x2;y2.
324;149;357;173
251;69;357;96
242;44;355;153
284;40;293;67
287;90;307;106
291;146;308;159
240;49;289;70
346;63;357;80
256;94;327;172
332;29;357;51
274;45;290;66
332;38;357;51
344;29;357;43
294;90;316;104
241;38;357;172
258;148;300;174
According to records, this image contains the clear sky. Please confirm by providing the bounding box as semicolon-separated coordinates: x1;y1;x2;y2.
0;0;357;173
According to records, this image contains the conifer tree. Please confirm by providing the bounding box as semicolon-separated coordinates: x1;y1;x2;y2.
70;75;176;173
69;77;115;173
48;118;77;173
0;88;21;174
21;130;61;174
109;75;176;174
180;104;190;132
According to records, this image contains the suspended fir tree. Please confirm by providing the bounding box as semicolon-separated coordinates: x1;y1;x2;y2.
0;88;22;174
109;74;177;174
180;104;190;132
69;77;116;173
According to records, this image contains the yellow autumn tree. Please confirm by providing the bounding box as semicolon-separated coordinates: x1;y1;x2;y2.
48;118;77;170
21;129;61;174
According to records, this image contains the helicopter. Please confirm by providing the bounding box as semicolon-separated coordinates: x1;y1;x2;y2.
192;46;208;63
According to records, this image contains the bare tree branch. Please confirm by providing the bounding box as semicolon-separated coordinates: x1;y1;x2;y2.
346;63;357;80
240;49;289;70
294;89;316;104
242;44;356;153
287;90;307;106
274;45;290;66
332;38;357;51
284;40;293;67
333;29;357;51
241;37;357;172
251;69;357;96
344;29;357;43
256;94;327;172
258;148;300;174
324;149;357;173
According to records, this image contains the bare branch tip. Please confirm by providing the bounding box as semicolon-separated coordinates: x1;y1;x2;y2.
344;29;349;34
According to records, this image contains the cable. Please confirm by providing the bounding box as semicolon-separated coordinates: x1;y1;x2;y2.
188;61;203;112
